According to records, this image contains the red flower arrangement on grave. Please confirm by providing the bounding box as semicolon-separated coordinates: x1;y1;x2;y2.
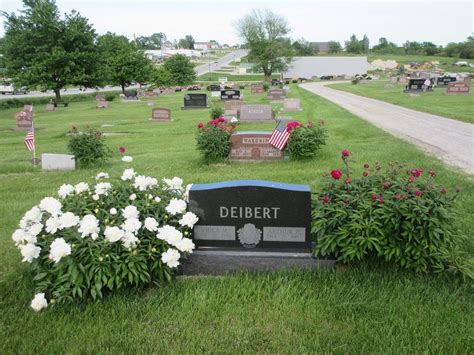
195;117;238;163
284;120;327;159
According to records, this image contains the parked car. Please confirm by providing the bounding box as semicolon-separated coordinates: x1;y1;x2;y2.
0;82;29;95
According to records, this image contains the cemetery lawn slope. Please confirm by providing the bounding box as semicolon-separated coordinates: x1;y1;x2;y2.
0;86;473;353
328;81;474;123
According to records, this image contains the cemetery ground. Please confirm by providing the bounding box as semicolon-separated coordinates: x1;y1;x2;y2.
329;80;474;123
0;86;473;352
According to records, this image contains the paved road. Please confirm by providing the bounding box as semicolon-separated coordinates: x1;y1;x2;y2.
0;50;249;100
300;81;474;175
194;49;248;76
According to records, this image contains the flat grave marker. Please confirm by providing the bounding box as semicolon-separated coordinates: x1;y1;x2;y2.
41;153;75;171
150;107;171;122
239;105;274;122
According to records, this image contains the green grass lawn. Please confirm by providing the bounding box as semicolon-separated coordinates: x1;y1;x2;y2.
0;86;473;353
328;80;474;123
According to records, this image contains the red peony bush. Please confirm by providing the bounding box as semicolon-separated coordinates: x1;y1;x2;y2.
196;117;238;163
312;150;465;274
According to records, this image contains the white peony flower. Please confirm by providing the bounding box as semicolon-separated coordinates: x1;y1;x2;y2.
74;182;89;194
230;117;238;124
20;206;42;228
133;175;157;191
178;212;199;228
23;234;37;245
129;193;137;201
122;155;133;162
49;238;72;263
156;225;183;246
28;223;43;237
59;212;80;229
121;168;136;181
78;215;100;238
91;233;99;240
144;217;158;232
39;197;62;216
122;205;139;220
121;232;138;248
12;229;27;246
92;194;100;201
110;208;117;215
161;248;180;268
30;293;48;312
154;196;161;203
165;198;187;216
58;184;74;199
175;238;195;253
104;226;124;243
45;216;61;234
148;194;153;199
20;243;41;263
121;218;142;234
163;177;184;191
95;182;112;196
95;172;109;180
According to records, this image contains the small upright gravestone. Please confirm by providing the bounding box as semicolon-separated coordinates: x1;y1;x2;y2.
267;88;285;102
220;89;240;101
224;100;246;117
183;180;329;275
45;103;55;112
96;99;108;108
436;76;456;86
150;108;171;122
445;82;470;95
251;83;265;94
230;132;284;161
16;110;32;130
182;93;208;110
281;98;302;112
239;105;274;122
41;154;75;171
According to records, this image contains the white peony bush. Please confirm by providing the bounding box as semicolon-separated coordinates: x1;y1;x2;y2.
12;170;197;310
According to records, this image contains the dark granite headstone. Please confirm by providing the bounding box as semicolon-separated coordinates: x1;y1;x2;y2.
188;180;311;250
404;78;432;92
150;107;171;121
182;93;208;109
445;82;470;95
230;132;284;161
209;84;221;92
220;89;240;101
239;105;274;122
436;76;457;86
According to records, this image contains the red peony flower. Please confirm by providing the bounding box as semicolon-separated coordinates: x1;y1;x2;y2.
364;163;369;169
197;122;204;129
408;176;415;183
119;146;125;154
440;188;447;194
394;192;401;200
377;197;385;203
286;121;304;132
322;195;329;203
363;171;369;177
344;177;352;184
330;169;342;180
411;169;421;177
383;181;391;189
341;149;350;157
372;193;378;200
218;117;225;123
414;190;422;197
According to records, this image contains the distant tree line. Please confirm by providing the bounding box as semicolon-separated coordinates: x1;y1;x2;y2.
1;0;196;100
290;34;474;59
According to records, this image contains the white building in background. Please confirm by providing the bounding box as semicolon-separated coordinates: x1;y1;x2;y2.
144;49;202;60
194;42;211;50
283;56;368;79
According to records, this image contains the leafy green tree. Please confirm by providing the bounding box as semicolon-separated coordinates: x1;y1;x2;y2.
361;34;370;53
292;38;316;56
178;35;195;49
235;9;292;81
345;34;362;54
97;32;154;93
134;33;166;49
161;54;196;85
421;42;438;56
2;0;101;100
153;66;173;87
458;38;474;59
327;41;342;53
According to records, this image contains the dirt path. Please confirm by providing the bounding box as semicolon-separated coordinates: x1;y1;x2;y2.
300;82;474;175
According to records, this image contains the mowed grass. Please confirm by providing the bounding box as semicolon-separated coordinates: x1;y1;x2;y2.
328;80;474;123
0;86;473;353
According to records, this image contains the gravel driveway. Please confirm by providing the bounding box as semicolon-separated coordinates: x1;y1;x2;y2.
300;82;474;175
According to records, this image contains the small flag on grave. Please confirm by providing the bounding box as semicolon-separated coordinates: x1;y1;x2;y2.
24;126;35;151
268;120;290;150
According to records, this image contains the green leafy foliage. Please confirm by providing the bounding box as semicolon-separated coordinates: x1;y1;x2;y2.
286;121;327;159
67;128;111;168
210;104;224;119
312;152;467;274
159;54;197;86
196;117;237;164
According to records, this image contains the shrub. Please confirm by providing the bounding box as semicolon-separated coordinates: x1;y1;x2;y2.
124;89;137;97
12;170;197;310
67;127;111;168
285;121;327;159
239;84;245;90
351;78;359;85
263;83;270;91
210;104;225;119
312;151;465;273
196;117;237;164
104;93;116;102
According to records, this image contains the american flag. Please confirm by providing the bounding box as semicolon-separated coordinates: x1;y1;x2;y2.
268;120;290;150
24;127;35;151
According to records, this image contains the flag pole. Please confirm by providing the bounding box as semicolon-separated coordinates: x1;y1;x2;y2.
32;120;36;166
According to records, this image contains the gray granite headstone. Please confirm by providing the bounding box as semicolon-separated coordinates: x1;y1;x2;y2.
41;154;76;171
281;98;302;112
45;103;55;112
239;105;274;122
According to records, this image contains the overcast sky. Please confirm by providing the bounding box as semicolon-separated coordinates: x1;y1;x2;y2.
1;0;472;46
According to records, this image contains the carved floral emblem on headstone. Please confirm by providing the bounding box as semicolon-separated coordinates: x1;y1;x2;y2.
237;223;262;248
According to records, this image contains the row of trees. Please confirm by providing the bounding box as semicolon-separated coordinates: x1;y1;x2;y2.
1;0;196;100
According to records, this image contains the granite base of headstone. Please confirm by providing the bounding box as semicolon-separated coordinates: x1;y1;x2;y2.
183;180;334;275
230;132;284;161
41;154;75;171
